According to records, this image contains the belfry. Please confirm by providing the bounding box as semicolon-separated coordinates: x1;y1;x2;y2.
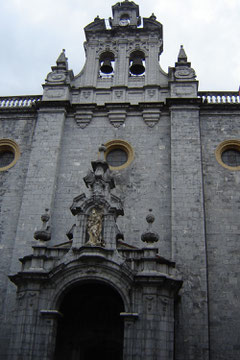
0;1;240;360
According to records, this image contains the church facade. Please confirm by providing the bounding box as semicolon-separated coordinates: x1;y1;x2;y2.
0;1;239;359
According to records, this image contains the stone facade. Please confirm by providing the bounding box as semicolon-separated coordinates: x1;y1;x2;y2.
0;1;240;359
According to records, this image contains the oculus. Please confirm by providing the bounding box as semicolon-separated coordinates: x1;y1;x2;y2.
0;139;20;171
105;139;134;170
215;140;240;170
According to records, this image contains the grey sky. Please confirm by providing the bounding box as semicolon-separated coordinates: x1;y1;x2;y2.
0;0;239;96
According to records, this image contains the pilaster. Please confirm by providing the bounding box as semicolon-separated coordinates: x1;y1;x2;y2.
8;106;66;274
5;103;67;356
170;100;209;360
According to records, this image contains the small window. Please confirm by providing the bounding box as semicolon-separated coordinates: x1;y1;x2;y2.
0;150;15;168
106;149;128;167
0;139;20;171
222;149;240;167
105;140;134;170
215;140;240;170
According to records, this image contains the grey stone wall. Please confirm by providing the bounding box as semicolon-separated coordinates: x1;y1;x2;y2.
170;103;209;360
0;1;240;357
0;114;36;358
51;110;171;256
1;101;240;360
200;109;240;360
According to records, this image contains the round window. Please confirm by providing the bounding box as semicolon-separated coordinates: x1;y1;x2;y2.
0;139;20;171
106;149;128;167
0;150;15;168
215;140;240;170
221;149;240;167
104;140;134;170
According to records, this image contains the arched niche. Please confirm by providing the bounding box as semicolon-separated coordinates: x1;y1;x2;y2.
54;281;125;360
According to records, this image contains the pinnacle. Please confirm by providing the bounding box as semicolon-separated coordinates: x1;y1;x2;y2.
56;49;68;70
178;45;187;62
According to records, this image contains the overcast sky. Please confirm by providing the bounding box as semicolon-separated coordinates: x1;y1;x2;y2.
0;0;239;96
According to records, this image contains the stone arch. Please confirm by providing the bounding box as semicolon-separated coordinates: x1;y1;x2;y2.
49;261;133;313
99;50;116;75
53;277;126;360
129;50;146;75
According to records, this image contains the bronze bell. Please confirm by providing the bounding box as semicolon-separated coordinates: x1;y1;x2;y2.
130;58;145;75
100;59;113;74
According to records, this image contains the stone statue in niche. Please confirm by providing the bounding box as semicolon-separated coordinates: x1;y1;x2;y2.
86;208;104;247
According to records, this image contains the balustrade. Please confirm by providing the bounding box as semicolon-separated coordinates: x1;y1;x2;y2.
0;95;42;108
198;91;240;104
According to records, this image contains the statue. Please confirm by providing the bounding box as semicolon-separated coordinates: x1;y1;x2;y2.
86;208;104;246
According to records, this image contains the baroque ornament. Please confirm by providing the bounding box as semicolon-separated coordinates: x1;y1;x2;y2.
68;145;124;249
86;208;105;247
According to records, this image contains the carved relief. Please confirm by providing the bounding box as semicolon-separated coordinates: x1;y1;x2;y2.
108;111;126;128
97;45;118;55
175;67;196;79
74;111;93;129
147;89;156;98
115;90;123;98
142;109;161;128
17;292;26;307
47;73;66;83
82;91;91;99
145;295;156;313
160;297;169;317
28;292;38;307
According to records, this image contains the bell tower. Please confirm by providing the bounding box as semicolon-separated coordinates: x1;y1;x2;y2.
73;0;168;104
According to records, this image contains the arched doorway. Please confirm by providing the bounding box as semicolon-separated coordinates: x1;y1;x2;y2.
54;282;125;360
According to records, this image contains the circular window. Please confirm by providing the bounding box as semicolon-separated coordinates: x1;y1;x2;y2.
215;140;240;170
106;148;128;167
105;140;134;170
0;139;20;171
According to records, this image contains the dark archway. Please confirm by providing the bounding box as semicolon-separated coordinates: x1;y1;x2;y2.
54;282;125;360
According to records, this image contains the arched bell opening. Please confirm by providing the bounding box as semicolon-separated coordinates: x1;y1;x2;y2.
54;281;125;360
129;50;145;76
99;51;115;76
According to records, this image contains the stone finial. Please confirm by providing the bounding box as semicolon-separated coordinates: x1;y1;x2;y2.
177;45;187;63
34;209;51;242
172;44;196;82
141;209;159;245
56;49;68;70
150;13;157;21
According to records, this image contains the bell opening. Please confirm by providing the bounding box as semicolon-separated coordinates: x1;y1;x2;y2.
100;59;114;74
129;50;145;76
99;51;115;75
